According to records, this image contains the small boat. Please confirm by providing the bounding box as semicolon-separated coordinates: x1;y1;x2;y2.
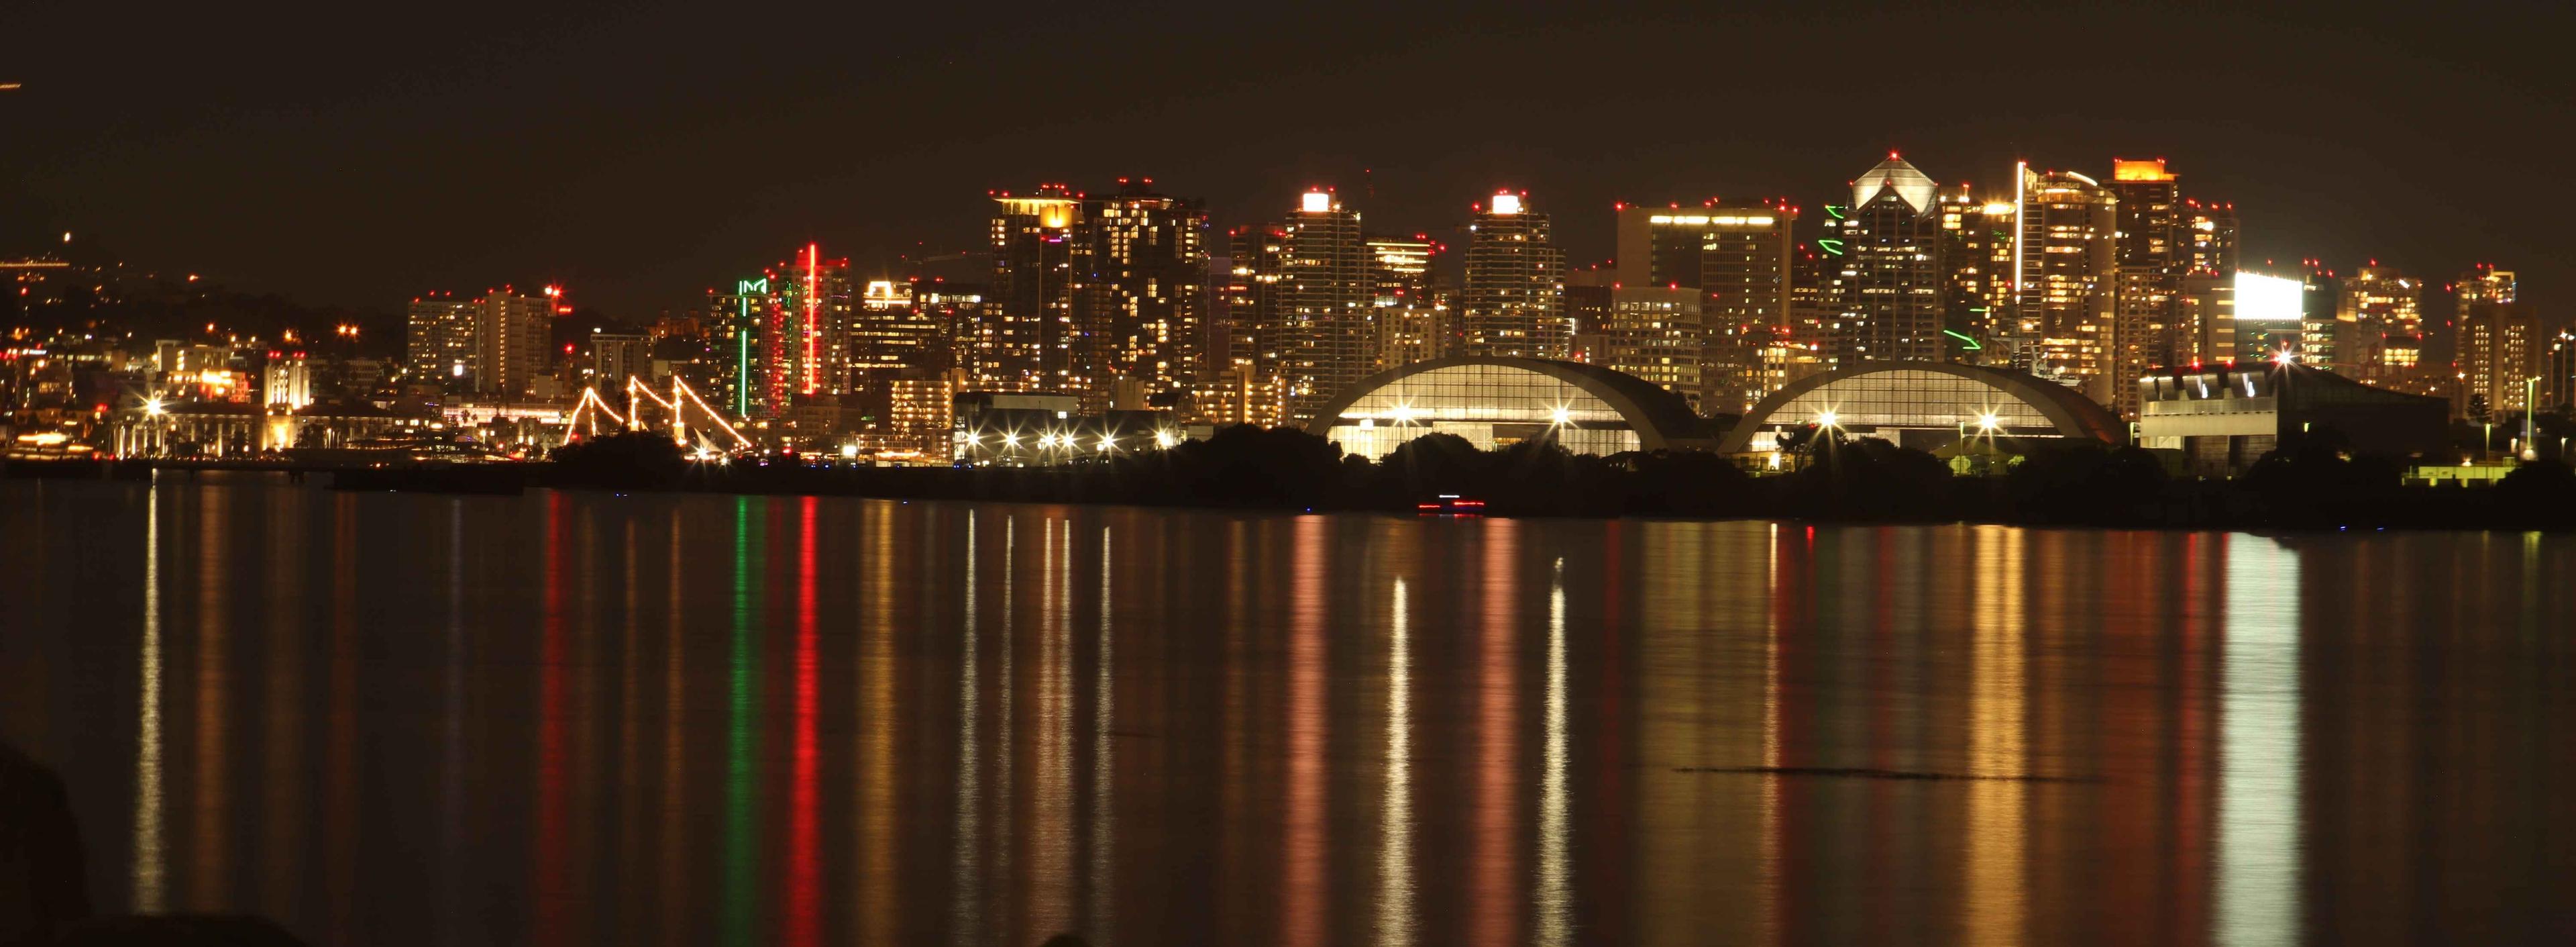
1415;494;1487;515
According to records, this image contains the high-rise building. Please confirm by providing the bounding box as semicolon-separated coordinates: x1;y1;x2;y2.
986;185;1088;394
405;294;476;384
590;330;651;387
1214;222;1291;427
2297;263;2349;371
1371;301;1450;370
1460;190;1566;358
1613;200;1798;403
1937;188;2017;363
847;277;933;379
706;247;850;419
2109;158;2183;417
1366;234;1436;307
2339;265;2422;386
1597;286;1705;409
2013;164;2119;401
472;289;557;397
2457;266;2537;420
909;279;987;377
1837;154;1947;365
1081;178;1210;410
1281;189;1370;421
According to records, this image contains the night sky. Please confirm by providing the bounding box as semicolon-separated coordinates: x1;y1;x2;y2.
4;1;2569;322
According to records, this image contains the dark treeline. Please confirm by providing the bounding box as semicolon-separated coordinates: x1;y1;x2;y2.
538;427;2576;532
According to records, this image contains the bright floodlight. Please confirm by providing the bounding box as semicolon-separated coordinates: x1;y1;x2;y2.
1003;432;1020;446
1301;190;1332;213
1977;412;1998;431
1550;405;1570;426
1817;410;1838;428
1491;192;1523;215
1390;403;1415;423
1155;430;1176;448
2272;348;2296;365
1097;436;1114;451
143;397;166;416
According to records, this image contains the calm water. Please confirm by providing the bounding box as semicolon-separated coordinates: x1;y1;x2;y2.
3;476;2573;946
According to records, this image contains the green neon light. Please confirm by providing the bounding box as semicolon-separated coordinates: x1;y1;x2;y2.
1943;330;1984;350
1968;307;1990;313
724;497;761;947
1825;205;1847;220
1816;239;1845;256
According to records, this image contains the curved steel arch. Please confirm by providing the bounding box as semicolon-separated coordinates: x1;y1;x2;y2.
1306;356;1713;452
1716;360;2123;453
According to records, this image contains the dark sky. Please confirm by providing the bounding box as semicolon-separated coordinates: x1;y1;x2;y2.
5;1;2570;321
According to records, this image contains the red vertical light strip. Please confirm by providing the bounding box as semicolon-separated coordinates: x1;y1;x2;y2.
804;244;820;396
784;497;821;946
533;493;571;944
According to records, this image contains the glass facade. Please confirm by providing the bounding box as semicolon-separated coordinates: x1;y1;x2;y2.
1324;363;1645;459
1743;368;2081;451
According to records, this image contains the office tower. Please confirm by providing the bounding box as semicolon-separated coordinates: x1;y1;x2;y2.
1612;201;1796;326
909;278;987;377
1837;153;1947;365
470;289;556;397
1597;286;1705;410
2182;199;2239;276
705;247;849;418
1937;187;2016;364
405;294;476;383
1213;223;1291;427
1458;191;1566;358
262;354;313;409
2457;266;2536;419
2175;274;2235;368
2294;263;2348;370
1281;189;1370;421
2546;330;2576;415
847;278;939;379
2013;164;2119;400
1082;178;1210;410
590;330;651;387
1372;301;1450;370
986;185;1087;394
1366;234;1436;306
2339;265;2422;385
1563;265;1615;363
2109;158;2183;417
1614;199;1797;401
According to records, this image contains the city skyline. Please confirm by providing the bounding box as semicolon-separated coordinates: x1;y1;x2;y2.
2;3;2567;318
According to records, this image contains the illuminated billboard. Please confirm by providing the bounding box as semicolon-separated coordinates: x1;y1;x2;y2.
2234;271;2304;323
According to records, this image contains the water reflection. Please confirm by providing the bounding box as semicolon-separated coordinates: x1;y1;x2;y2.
3;481;2571;946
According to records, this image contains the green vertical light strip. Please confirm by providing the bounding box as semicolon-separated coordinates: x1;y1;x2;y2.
737;296;751;419
724;495;761;946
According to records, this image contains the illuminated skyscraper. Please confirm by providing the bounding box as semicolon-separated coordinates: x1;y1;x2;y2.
1596;286;1705;410
2110;158;2182;417
405;293;476;384
847;278;941;379
1281;189;1369;421
706;247;849;418
1366;234;1437;307
2457;266;2536;419
1080;178;1209;409
1837;153;1947;364
2339;265;2422;385
472;289;557;397
987;185;1088;393
1213;222;1291;426
2013;164;2118;400
2298;263;2348;371
1937;187;2015;364
1460;190;1566;358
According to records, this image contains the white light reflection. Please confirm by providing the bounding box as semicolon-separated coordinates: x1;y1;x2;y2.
1534;559;1572;947
949;511;982;946
131;488;166;912
1090;526;1116;942
1375;578;1414;947
2216;534;2302;947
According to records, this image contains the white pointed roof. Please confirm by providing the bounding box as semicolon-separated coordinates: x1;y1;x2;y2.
1851;154;1937;215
